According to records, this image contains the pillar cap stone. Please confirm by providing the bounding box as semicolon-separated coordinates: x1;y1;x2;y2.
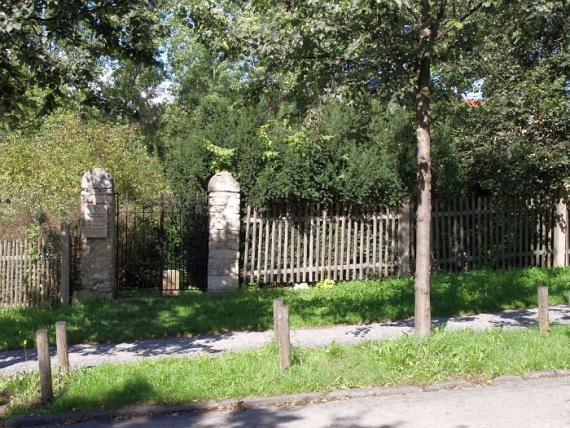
208;171;240;193
81;168;114;190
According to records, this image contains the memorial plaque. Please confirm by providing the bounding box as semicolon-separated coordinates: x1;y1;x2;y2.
83;205;108;238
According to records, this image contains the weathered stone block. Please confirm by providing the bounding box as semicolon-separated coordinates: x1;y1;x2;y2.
208;275;239;293
81;168;114;190
209;263;240;276
207;172;241;294
163;270;180;296
209;238;240;251
209;248;239;261
210;228;239;242
208;172;240;193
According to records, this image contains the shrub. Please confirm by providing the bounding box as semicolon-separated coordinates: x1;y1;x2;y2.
316;279;336;290
0;110;169;236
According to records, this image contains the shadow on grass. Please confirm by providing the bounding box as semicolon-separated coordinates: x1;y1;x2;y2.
62;377;155;411
8;377;158;420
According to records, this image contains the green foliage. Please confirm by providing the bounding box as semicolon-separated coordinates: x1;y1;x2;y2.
438;0;570;201
160;4;416;207
242;282;259;292
315;279;335;290
162;95;408;207
3;0;565;216
93;60;167;156
161;94;269;202
248;128;404;207
0;267;568;353
453;6;569;200
456;74;569;200
24;222;60;262
0;0;166;127
178;0;569;206
3;325;570;416
0;111;169;233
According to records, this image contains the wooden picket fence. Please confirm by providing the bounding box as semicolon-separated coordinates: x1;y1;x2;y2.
241;197;567;285
429;198;558;272
0;239;60;308
241;205;404;284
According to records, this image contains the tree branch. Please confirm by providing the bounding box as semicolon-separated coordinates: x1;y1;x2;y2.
27;5;112;23
402;3;419;23
432;0;447;41
437;0;447;24
435;1;483;41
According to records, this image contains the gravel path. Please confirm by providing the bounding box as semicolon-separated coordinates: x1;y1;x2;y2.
1;305;569;376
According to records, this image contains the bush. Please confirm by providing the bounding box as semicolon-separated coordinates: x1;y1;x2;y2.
316;279;336;290
0;110;169;235
162;97;408;208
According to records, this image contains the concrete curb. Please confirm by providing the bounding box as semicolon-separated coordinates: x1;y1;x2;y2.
492;375;521;384
425;379;474;391
5;369;570;427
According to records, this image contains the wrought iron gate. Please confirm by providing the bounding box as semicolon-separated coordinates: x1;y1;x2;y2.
116;194;208;294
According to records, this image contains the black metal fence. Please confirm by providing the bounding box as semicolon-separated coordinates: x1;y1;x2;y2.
116;194;208;293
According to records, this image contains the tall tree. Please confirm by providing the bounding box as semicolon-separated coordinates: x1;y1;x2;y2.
188;0;495;335
0;0;166;126
449;1;569;202
94;60;167;155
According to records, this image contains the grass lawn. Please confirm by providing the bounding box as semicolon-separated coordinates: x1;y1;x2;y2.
2;325;570;418
0;267;569;352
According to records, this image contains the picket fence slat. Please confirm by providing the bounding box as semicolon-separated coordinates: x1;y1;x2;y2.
243;205;251;282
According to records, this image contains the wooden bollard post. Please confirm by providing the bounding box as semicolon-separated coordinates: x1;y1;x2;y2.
537;284;549;334
273;298;284;341
36;329;54;402
55;321;69;374
277;305;291;370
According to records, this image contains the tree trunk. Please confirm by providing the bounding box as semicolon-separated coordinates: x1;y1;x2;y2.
414;50;432;337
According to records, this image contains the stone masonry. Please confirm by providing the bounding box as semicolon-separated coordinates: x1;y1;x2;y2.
553;190;568;267
207;172;241;293
77;168;116;301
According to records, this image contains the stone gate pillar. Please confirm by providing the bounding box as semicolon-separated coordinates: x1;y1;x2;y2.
553;191;568;267
207;172;241;294
77;168;116;301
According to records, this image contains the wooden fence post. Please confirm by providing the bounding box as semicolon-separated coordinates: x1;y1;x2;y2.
398;200;412;277
273;298;284;341
60;223;71;307
537;284;549;334
276;305;291;369
36;329;54;402
55;321;69;374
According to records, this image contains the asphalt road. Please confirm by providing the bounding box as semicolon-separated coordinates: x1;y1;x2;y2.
62;376;570;428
